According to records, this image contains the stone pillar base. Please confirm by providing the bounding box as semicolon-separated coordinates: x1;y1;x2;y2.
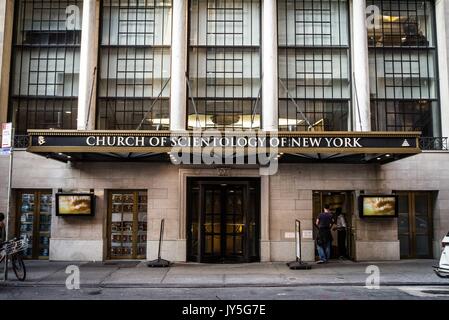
355;240;400;261
260;240;271;262
49;239;103;261
269;240;315;262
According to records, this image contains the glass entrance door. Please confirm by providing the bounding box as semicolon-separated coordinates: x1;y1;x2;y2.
17;190;52;259
202;184;246;262
108;191;147;259
187;179;260;263
397;192;433;258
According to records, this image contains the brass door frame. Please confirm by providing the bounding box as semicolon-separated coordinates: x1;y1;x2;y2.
396;191;433;258
107;190;147;260
312;190;356;260
16;189;52;260
186;178;261;263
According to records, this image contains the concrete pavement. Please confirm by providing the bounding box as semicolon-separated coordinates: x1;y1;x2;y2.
1;259;448;288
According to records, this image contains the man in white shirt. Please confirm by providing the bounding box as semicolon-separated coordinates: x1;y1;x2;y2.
333;207;347;259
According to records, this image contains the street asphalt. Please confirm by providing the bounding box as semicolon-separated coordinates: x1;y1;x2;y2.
1;284;449;300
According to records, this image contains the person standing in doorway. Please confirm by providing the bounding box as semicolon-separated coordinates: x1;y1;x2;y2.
315;204;334;264
333;207;347;259
0;212;5;243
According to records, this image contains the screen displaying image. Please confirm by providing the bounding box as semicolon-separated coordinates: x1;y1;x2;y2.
56;194;95;216
360;196;397;217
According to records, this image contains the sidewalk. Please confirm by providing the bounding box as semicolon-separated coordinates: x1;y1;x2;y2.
1;259;448;288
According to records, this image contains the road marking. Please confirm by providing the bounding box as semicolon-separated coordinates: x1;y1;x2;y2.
397;286;449;298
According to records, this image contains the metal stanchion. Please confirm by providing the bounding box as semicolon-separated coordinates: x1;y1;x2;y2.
147;219;171;268
287;220;312;270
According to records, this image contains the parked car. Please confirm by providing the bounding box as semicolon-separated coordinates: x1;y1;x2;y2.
434;231;449;278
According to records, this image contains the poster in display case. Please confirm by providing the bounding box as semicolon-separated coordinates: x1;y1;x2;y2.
359;195;398;218
109;191;147;259
17;190;52;259
56;193;96;216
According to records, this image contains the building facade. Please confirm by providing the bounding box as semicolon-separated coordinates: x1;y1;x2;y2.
0;0;448;262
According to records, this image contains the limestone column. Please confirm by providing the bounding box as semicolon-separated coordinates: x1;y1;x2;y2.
260;175;271;261
436;0;449;138
170;0;188;131
261;0;278;131
351;0;371;131
77;0;99;130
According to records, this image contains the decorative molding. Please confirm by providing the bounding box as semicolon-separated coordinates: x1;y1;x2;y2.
216;167;231;176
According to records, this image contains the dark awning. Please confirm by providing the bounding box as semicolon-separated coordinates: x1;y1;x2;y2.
26;130;421;164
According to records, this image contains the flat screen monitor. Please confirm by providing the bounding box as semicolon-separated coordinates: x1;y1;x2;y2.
359;195;398;218
56;193;95;216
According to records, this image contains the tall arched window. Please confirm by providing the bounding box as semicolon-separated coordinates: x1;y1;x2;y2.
188;0;261;130
368;0;440;137
278;0;351;131
10;0;82;134
97;0;172;130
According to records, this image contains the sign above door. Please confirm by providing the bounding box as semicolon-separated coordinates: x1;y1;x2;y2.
26;130;421;164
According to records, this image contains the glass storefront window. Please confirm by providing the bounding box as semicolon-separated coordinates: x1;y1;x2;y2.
188;0;261;130
396;191;433;258
367;0;440;137
367;1;434;47
109;191;147;259
17;190;52;259
97;0;172;130
10;0;82;134
278;0;350;131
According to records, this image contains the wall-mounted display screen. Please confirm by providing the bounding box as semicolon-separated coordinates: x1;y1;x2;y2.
359;195;398;218
56;193;95;216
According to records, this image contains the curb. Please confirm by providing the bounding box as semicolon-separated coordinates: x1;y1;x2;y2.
1;281;448;289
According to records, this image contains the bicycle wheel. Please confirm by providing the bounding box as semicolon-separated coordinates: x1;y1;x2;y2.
11;254;26;281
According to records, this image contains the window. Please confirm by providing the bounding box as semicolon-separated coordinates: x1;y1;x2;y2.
396;191;433;258
278;0;350;131
16;190;53;259
188;0;261;130
10;0;82;134
368;0;440;137
108;190;147;259
97;0;171;130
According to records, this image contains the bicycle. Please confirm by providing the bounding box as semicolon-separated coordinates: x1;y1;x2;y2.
0;237;28;281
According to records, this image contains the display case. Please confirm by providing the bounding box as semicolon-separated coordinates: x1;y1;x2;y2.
19;193;34;257
38;193;52;258
109;191;147;259
17;190;52;259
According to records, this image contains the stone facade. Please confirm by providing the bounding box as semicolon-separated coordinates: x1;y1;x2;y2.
0;150;447;262
0;0;448;264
